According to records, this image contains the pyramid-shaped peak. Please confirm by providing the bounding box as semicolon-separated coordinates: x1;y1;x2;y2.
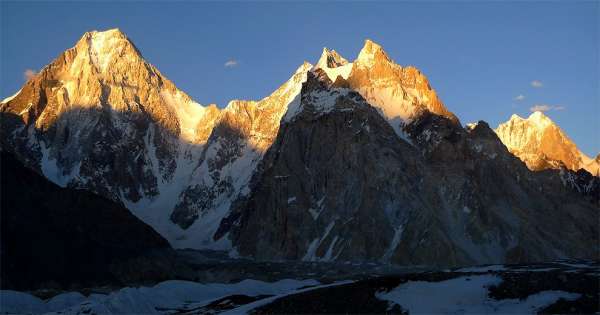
356;39;390;63
74;28;143;72
316;47;349;69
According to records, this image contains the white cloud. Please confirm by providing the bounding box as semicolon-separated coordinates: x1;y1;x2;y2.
514;94;525;101
529;104;565;112
224;60;238;68
24;69;37;80
530;80;543;88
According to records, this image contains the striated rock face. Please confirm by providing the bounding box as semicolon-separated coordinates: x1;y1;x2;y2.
2;30;598;266
227;71;437;262
224;71;598;266
495;111;599;175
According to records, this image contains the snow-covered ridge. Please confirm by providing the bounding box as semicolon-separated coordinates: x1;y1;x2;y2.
1;89;21;104
168;61;312;249
314;47;354;82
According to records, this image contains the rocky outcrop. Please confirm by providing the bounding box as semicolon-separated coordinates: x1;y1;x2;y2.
406;115;598;264
495;111;599;175
227;70;437;262
314;40;459;139
0;150;172;290
223;71;599;266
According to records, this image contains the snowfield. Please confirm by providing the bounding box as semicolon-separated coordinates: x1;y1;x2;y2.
0;279;320;314
376;275;580;314
1;260;596;314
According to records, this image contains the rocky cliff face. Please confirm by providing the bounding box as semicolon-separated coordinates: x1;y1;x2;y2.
495;111;599;175
223;70;599;266
169;62;312;248
2;30;597;266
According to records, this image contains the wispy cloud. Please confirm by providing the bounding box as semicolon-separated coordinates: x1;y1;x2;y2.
24;69;37;80
514;94;525;101
530;80;543;88
224;59;238;68
530;104;565;112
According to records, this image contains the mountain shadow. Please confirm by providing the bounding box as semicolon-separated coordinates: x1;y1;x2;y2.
0;147;175;291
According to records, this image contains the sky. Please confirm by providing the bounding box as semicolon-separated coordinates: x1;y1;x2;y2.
1;1;598;156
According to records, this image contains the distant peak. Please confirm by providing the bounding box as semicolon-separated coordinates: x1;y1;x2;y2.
356;39;390;63
527;111;553;129
510;113;524;121
83;28;128;43
508;111;552;125
316;47;348;69
90;28;124;36
528;110;548;120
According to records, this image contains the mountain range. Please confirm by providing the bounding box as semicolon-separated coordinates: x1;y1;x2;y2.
1;28;598;267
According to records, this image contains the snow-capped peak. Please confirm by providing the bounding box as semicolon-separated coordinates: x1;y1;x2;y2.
87;28;126;41
505;111;553;132
76;28;142;73
344;39;459;137
527;111;553;129
356;39;391;66
316;48;349;69
313;48;353;83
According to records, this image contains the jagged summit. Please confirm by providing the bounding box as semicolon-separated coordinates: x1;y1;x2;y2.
349;39;459;133
495;111;598;174
306;39;458;139
356;39;391;65
316;48;348;69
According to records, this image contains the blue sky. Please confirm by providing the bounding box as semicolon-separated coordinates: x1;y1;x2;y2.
2;1;598;156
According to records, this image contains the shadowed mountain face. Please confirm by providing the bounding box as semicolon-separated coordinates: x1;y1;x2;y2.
224;71;599;266
1;29;598;267
0;150;172;290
